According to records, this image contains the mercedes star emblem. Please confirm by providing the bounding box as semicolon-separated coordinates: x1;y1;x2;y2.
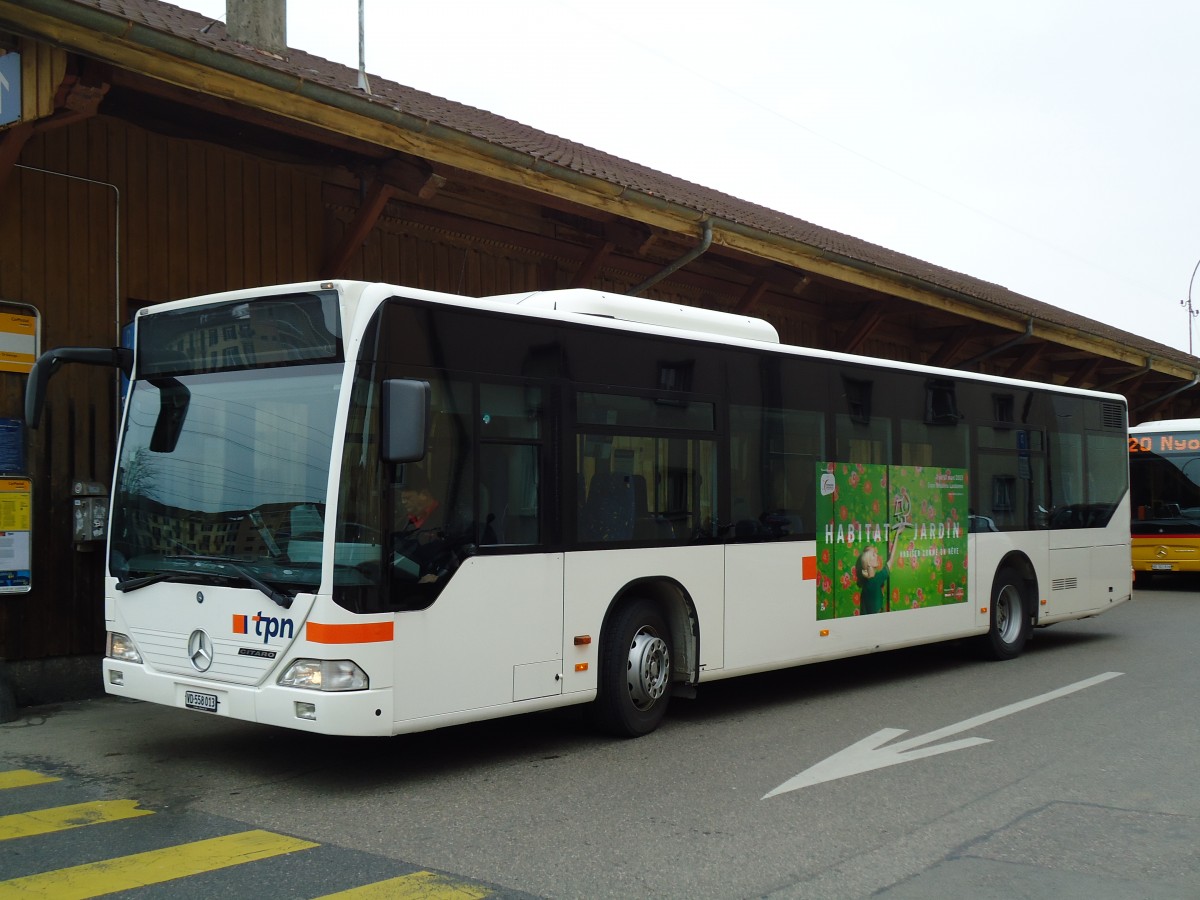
187;629;214;672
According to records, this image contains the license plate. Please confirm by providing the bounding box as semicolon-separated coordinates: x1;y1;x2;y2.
184;690;218;712
1151;563;1174;571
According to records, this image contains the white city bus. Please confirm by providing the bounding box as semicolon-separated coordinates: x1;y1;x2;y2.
27;281;1132;737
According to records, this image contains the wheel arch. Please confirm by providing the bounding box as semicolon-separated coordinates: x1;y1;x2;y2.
599;576;699;685
992;551;1038;623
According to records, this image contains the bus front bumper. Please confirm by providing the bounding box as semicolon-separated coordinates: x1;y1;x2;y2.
102;659;394;736
1132;542;1200;574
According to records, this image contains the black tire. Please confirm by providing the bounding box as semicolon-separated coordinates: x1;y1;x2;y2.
591;597;673;737
980;565;1031;660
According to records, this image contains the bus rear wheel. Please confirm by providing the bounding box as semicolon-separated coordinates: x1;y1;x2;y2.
591;597;673;737
980;566;1031;661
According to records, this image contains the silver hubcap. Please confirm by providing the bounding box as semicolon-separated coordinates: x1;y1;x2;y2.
627;627;670;709
995;584;1022;644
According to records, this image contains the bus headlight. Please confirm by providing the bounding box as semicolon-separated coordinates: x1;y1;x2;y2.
278;659;368;691
106;632;142;663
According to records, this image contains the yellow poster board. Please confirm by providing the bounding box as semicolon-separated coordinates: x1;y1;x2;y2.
0;310;38;374
0;477;31;592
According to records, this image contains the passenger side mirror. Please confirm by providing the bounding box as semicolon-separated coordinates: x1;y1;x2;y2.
382;379;430;463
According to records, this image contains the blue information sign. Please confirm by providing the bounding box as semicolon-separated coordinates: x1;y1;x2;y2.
0;53;21;128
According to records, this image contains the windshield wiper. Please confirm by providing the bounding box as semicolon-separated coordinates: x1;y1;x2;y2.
223;562;294;610
122;556;295;609
116;572;190;593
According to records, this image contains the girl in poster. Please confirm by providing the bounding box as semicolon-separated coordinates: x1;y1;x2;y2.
854;522;906;614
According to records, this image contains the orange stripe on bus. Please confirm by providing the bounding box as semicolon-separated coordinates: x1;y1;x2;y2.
306;621;394;644
802;555;817;580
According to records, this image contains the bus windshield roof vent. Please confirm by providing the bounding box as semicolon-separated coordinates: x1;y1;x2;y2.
486;289;780;345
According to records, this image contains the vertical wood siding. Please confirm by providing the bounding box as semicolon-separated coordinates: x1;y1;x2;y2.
0;114;327;660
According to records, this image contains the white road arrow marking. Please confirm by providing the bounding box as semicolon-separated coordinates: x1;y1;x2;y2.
763;671;1123;798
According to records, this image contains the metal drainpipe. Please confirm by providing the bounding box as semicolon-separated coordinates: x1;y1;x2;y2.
628;219;712;297
1134;372;1200;413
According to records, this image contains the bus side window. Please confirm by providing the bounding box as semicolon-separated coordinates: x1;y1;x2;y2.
479;383;544;546
386;378;474;609
479;444;540;545
730;405;822;541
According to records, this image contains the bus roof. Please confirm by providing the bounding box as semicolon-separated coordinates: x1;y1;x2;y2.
487;289;781;345
1130;419;1200;432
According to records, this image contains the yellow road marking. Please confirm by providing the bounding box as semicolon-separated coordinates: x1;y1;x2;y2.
0;829;317;899
314;870;492;899
0;799;154;841
0;770;60;790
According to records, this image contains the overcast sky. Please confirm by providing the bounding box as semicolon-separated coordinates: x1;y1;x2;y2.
177;0;1200;354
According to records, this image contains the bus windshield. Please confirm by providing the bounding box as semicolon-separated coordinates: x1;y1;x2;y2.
109;363;347;599
1130;429;1200;522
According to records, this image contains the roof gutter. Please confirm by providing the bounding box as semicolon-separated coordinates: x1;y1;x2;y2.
5;0;1190;379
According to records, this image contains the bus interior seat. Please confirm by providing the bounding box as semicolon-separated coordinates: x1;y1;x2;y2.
630;473;676;541
580;472;636;542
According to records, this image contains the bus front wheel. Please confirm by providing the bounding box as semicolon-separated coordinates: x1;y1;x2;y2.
591;597;673;737
981;566;1031;661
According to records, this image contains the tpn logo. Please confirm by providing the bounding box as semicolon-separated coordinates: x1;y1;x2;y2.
232;612;295;643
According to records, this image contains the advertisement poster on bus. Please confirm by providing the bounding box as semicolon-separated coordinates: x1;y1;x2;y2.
815;462;968;619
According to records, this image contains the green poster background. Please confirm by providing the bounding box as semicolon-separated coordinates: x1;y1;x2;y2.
815;462;969;619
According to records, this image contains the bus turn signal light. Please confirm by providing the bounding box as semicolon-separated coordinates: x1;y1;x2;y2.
575;662;588;672
574;635;591;645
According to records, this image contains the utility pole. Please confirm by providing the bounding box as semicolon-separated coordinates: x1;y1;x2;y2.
1185;258;1200;355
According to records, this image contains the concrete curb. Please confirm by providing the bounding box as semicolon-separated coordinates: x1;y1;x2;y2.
2;656;105;714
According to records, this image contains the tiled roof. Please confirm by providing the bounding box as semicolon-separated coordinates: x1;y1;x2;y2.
44;0;1198;368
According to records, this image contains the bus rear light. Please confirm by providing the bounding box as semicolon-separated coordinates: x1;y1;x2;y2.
278;659;368;691
107;632;142;664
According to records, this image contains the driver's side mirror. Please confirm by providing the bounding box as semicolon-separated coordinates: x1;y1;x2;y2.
381;379;430;463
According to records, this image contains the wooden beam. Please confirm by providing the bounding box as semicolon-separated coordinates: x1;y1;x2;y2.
1003;344;1044;380
568;239;614;288
734;278;769;314
322;180;396;278
840;306;887;354
1065;357;1105;389
380;157;446;201
927;332;975;368
108;66;394;163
